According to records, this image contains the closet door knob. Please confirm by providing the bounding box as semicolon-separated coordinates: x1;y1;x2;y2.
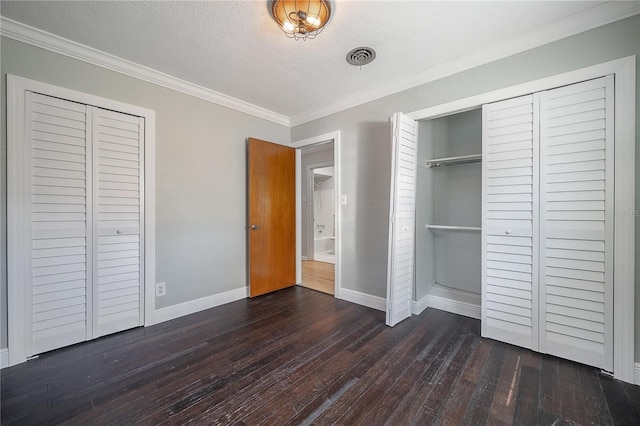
505;230;512;235
116;229;122;234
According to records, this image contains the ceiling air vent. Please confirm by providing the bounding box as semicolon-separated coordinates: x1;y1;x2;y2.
346;47;376;67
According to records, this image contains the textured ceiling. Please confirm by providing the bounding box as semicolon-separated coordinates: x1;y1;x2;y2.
0;1;633;123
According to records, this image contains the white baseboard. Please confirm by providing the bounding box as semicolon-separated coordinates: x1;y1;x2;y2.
153;287;248;325
635;362;640;385
338;288;385;312
1;348;8;369
427;294;481;320
411;296;430;315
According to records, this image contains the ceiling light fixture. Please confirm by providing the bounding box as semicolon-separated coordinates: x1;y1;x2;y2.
271;0;331;41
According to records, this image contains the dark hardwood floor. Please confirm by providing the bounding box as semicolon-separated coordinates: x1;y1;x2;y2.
1;286;639;425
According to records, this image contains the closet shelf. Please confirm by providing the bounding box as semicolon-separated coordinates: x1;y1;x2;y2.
425;153;482;168
426;224;481;231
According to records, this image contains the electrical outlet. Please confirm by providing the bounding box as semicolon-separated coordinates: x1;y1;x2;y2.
156;282;166;297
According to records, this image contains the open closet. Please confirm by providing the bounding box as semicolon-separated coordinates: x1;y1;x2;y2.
416;109;482;310
386;56;635;381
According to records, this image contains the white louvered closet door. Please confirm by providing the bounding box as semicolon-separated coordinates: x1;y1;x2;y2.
21;93;144;357
28;92;92;355
482;94;539;351
386;113;418;326
92;107;144;337
539;77;613;370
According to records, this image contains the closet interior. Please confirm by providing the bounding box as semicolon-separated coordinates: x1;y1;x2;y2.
415;109;483;310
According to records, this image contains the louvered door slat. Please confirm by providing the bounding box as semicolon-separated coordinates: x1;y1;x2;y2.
93;107;144;337
539;76;613;370
386;113;418;326
482;94;538;351
29;92;90;355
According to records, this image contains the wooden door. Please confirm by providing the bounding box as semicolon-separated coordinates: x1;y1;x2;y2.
539;76;613;370
386;113;418;326
482;93;539;351
248;138;296;297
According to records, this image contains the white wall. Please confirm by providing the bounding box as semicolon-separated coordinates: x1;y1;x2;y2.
291;15;640;361
0;37;290;347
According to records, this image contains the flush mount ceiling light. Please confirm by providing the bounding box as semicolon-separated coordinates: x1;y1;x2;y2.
271;0;331;40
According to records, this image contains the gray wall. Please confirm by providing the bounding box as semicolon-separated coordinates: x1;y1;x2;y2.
291;16;640;360
0;37;290;348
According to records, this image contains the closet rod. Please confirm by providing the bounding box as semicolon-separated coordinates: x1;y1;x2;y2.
426;224;481;231
425;153;482;168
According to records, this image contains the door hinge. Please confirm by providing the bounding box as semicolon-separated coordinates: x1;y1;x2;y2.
388;300;392;310
391;214;396;224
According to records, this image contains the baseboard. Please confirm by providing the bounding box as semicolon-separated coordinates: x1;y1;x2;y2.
411;296;430;315
635;362;640;385
427;294;481;320
1;348;8;369
154;287;248;325
338;288;385;312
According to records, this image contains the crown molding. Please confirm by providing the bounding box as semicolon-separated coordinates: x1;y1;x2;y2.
2;1;638;130
0;17;291;127
289;1;640;127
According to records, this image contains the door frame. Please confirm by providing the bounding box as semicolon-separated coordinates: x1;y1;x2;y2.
292;131;341;297
306;160;334;261
406;56;636;383
6;75;156;367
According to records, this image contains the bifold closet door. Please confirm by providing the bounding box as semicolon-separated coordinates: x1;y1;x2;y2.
539;76;613;370
92;107;144;337
482;94;539;351
20;92;143;357
29;92;92;355
386;112;418;326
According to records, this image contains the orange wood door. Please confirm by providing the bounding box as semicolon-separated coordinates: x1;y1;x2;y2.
248;138;296;297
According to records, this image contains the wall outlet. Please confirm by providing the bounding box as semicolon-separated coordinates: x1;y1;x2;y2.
156;282;166;297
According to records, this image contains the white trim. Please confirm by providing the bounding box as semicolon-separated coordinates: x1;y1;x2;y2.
411;296;429;316
292;131;342;298
0;349;8;369
427;295;481;320
405;56;636;384
154;287;248;325
290;2;640;126
635;363;640;385
0;17;290;127
6;75;156;366
407;56;636;121
339;288;386;312
612;55;636;383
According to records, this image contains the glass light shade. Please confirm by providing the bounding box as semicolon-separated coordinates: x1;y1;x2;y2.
271;0;331;40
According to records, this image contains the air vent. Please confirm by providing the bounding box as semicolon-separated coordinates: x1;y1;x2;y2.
346;47;376;67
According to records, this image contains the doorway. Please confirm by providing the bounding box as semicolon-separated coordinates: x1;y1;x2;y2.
299;145;335;294
292;132;341;298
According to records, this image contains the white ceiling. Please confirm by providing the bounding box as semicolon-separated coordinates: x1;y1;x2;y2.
1;1;638;125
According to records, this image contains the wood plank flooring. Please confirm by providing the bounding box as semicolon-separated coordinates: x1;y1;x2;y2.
1;287;639;425
300;260;335;295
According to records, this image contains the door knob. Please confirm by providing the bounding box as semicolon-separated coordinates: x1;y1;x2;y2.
505;229;512;235
251;224;260;230
116;229;122;234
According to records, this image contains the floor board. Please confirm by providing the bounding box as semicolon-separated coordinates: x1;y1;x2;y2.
300;260;335;295
1;287;638;425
